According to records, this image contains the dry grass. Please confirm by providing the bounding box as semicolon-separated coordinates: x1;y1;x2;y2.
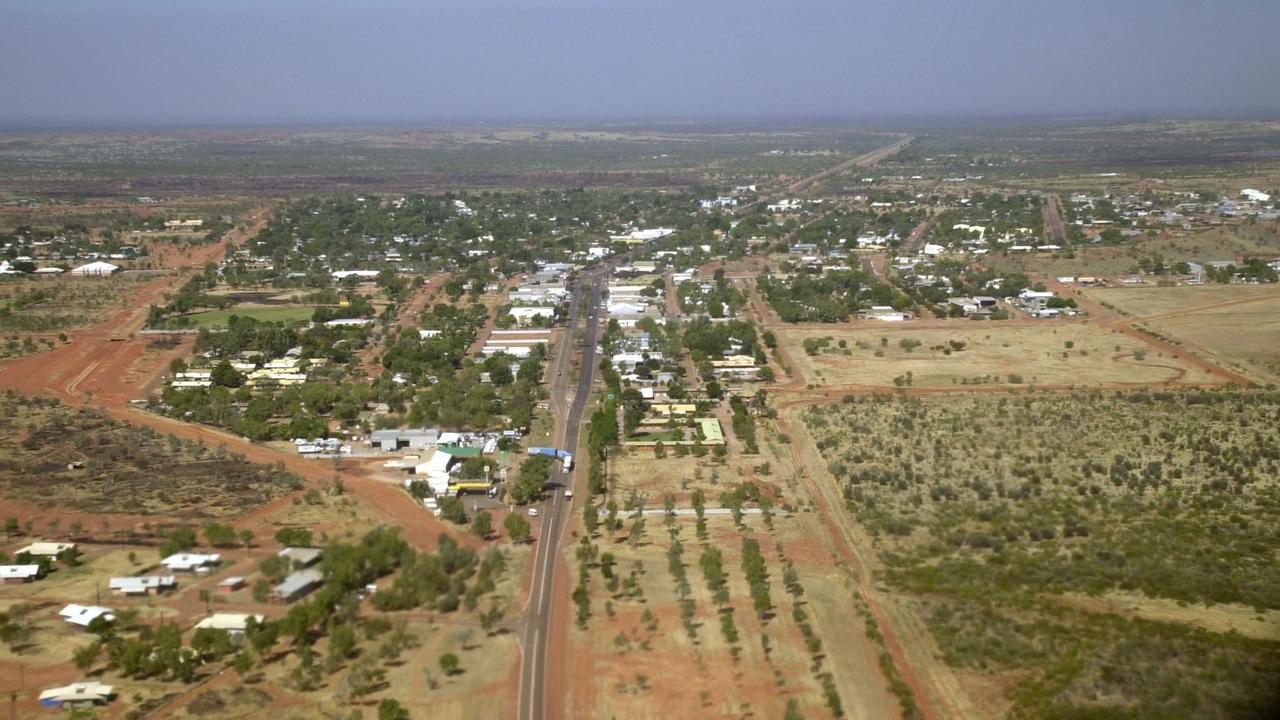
780;322;1220;387
1088;285;1280;382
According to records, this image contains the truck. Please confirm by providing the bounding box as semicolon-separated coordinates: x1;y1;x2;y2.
528;446;560;458
561;454;573;472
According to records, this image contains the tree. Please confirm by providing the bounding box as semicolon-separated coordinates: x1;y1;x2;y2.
204;522;238;548
239;528;254;549
471;510;492;539
275;527;314;547
504;513;531;544
210;360;245;388
251;579;272;603
438;652;460;676
158;526;198;558
72;640;101;670
439;496;468;525
511;456;551;504
378;698;410;720
233;650;255;678
3;517;18;540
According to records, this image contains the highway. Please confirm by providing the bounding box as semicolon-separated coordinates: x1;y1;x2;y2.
516;265;605;720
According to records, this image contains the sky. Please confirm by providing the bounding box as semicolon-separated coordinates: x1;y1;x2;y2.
2;0;1279;127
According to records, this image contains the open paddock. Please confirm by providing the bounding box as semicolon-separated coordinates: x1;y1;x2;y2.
1088;285;1280;382
778;322;1222;388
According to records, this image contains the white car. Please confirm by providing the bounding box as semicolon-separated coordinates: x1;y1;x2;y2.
527;507;540;517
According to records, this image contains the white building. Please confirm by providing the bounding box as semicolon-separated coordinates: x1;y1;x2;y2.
60;604;114;628
70;261;119;277
160;553;221;572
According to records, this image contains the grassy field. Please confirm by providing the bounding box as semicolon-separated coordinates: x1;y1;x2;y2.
1088;285;1280;383
982;225;1280;278
802;389;1280;719
779;322;1221;388
163;305;317;328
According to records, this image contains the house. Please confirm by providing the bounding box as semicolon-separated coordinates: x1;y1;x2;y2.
39;682;115;709
273;569;324;603
860;306;913;322
194;612;265;637
160;553;221;572
16;541;75;557
331;270;381;281
651;404;697;417
0;565;41;584
70;261;119;277
108;576;177;597
60;604;114;628
277;547;324;568
217;576;247;592
163;219;204;231
1018;289;1056;308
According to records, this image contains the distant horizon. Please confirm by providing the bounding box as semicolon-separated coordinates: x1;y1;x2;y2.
4;0;1279;128
3;112;1280;135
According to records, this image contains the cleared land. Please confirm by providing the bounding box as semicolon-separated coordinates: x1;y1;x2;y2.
0;393;301;517
569;417;903;720
778;322;1221;388
1088;285;1280;382
802;390;1280;719
162;305;316;328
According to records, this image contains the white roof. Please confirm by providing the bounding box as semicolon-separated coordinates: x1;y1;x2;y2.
16;541;75;556
71;261;119;275
39;682;114;703
161;553;220;568
195;612;264;632
0;565;40;579
108;576;176;591
60;604;114;627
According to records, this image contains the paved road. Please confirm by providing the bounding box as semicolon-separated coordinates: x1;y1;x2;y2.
517;266;605;720
1043;193;1067;243
735;136;914;217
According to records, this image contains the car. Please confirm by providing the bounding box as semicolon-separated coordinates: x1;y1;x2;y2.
527;507;540;517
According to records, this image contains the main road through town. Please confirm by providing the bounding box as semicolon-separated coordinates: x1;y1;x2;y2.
517;265;605;720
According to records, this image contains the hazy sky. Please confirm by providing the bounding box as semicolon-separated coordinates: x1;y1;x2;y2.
3;0;1278;127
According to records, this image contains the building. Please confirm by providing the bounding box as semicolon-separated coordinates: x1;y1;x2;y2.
508;306;557;325
369;428;440;453
160;553;221;572
0;565;41;584
273;569;323;603
709;355;760;380
1242;188;1271;203
277;547;324;568
39;682;115;709
16;541;75;557
108;576;177;597
217;576;247;592
70;261;119;277
60;604;115;628
194;612;265;637
163;219;204;231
